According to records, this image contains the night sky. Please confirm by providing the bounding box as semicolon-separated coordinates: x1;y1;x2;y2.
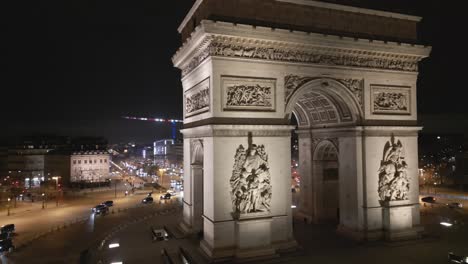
2;0;466;144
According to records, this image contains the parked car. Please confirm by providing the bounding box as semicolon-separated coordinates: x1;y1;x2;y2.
448;252;468;263
160;193;171;200
92;204;109;214
0;237;14;254
447;202;463;209
102;200;114;207
0;224;15;235
142;196;154;204
421;196;436;203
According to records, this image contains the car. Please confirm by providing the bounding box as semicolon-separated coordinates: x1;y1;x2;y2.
0;237;14;254
102;200;114;207
447;202;463;209
0;224;15;235
421;196;436;203
448;252;468;263
160;193;171;200
92;204;109;214
142;196;154;204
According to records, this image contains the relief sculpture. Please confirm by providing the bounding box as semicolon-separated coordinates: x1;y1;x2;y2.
226;84;272;107
230;141;271;216
374;92;408;112
378;136;409;202
184;78;210;117
185;88;209;115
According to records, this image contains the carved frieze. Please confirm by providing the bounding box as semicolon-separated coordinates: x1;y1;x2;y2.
184;78;210;117
182;36;420;77
371;85;410;115
230;142;271;216
378;136;409;202
222;76;276;111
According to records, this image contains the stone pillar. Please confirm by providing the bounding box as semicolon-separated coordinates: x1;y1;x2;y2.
296;130;313;223
335;130;366;239
362;127;423;241
180;138;194;233
182;125;297;260
191;164;204;232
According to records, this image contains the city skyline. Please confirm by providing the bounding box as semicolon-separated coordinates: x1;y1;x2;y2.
2;0;466;143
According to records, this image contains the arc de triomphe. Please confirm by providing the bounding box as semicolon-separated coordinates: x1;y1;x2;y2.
173;0;431;260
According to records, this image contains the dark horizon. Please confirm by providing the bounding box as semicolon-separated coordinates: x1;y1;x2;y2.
2;0;466;144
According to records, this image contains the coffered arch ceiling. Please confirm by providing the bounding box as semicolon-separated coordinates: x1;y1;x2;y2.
289;79;360;128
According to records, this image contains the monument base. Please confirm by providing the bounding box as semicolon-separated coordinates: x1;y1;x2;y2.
382;201;423;241
336;225;383;241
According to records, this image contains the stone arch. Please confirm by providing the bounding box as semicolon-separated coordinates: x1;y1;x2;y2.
191;139;204;165
290;79;359;225
312;139;340;222
189;139;204;233
286;78;363;128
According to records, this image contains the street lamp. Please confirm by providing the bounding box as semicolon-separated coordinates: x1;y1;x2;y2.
110;179;117;198
42;193;46;209
7;197;11;216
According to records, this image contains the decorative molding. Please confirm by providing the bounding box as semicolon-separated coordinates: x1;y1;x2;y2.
184;77;210;117
230;142;271;217
371;85;411;115
284;75;315;104
284;74;363;109
182;35;421;77
338;78;364;107
221;76;276;111
378;136;409;202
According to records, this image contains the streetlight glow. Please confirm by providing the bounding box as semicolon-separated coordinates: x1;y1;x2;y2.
440;222;452;227
108;243;120;249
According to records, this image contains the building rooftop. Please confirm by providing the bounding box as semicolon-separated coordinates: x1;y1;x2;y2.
178;0;422;44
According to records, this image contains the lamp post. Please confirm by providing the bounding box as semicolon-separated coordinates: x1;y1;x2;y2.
111;179;117;198
7;197;11;216
42;193;45;209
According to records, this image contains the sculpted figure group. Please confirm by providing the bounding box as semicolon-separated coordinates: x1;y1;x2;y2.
378;136;409;202
230;143;272;215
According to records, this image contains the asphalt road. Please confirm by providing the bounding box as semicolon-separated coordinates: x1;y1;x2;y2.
1;193;177;264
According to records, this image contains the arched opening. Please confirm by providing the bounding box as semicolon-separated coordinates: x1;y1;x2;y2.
313;140;339;223
287;78;362;225
191;139;204;234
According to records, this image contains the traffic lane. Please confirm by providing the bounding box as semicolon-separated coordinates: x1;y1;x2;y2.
6;200;177;263
2;191;151;246
96;200;201;264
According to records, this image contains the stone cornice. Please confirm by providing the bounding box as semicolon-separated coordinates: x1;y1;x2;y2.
173;21;431;77
181;124;295;138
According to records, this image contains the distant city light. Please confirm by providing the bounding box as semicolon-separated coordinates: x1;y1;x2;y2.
437;136;441;139
108;243;120;249
291;205;297;208
440;222;452;227
110;262;123;264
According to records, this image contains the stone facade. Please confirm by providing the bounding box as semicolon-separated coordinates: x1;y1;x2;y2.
70;151;110;182
174;0;430;260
